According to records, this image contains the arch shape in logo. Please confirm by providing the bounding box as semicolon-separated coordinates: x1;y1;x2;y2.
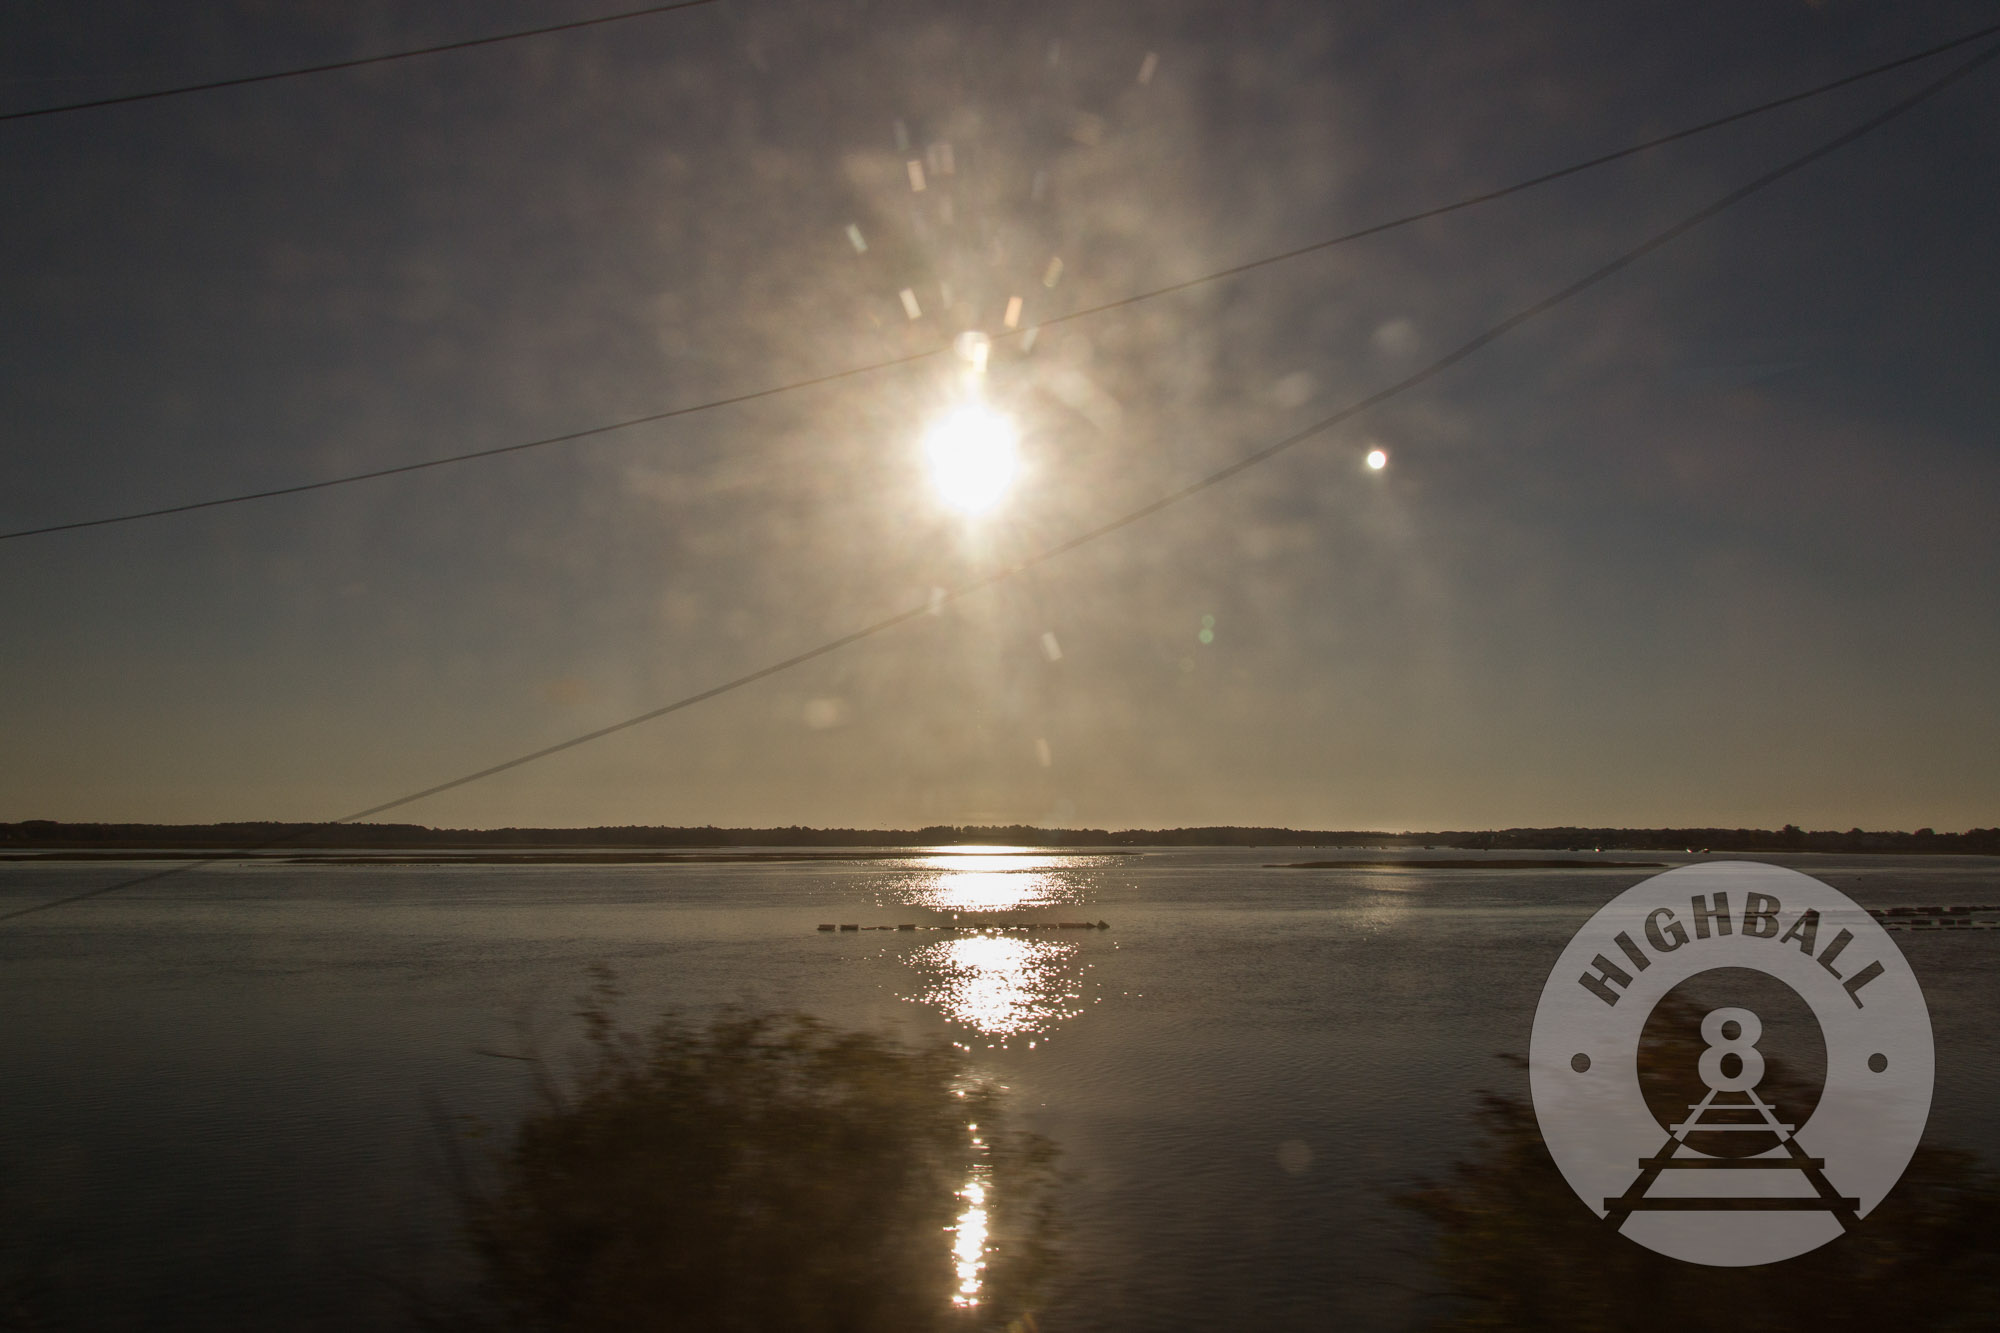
1529;861;1932;1266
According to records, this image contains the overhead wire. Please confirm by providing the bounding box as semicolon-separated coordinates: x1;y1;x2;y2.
0;1;724;124
2;19;1997;544
4;36;1993;925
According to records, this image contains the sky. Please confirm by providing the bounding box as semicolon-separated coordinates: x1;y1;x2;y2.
2;0;1996;833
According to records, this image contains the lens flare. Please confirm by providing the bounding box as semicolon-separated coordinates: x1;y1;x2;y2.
923;403;1019;515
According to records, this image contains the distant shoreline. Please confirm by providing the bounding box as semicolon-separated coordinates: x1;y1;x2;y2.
0;848;1137;866
2;820;1995;857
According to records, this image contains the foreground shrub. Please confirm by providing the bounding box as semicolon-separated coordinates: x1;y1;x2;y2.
1405;1052;2000;1330
439;977;1059;1332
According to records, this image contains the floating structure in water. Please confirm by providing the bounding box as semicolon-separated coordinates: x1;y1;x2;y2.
1870;905;1999;931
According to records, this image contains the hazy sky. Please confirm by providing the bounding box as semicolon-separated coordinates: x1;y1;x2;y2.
3;0;1996;832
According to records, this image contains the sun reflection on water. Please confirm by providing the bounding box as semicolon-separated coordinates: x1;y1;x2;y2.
917;870;1048;913
896;848;1089;913
912;934;1083;1039
948;1164;991;1308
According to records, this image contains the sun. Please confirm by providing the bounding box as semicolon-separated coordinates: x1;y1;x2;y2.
923;402;1020;516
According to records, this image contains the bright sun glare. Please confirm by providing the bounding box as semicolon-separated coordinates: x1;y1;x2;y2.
923;402;1019;515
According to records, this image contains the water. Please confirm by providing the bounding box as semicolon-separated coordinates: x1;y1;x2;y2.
2;850;1996;1330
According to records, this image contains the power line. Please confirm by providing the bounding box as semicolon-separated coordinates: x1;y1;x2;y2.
0;1;724;124
3;19;1996;545
1051;18;2000;321
5;39;1991;926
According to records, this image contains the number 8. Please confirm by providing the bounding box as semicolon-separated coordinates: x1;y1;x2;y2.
1697;1007;1765;1092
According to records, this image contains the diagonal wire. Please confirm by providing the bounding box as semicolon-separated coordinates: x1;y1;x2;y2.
0;1;724;124
3;19;1996;544
3;38;1993;925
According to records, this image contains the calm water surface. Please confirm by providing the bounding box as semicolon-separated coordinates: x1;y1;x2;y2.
2;850;1996;1330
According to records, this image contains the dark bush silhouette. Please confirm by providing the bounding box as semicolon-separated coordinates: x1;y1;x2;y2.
0;1268;48;1333
434;976;1060;1332
1405;1048;2000;1330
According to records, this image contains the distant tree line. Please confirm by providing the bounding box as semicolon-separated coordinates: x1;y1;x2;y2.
3;819;1996;854
1425;824;2000;854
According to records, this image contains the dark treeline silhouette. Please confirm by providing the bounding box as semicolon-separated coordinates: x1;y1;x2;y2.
0;819;1381;851
1432;823;2000;855
4;820;1998;854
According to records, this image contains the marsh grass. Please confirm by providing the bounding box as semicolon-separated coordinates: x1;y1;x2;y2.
1405;1011;2000;1331
429;970;1060;1332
